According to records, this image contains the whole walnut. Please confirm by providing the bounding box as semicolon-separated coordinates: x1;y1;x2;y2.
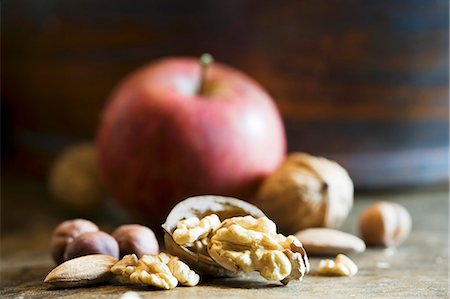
48;143;106;212
51;219;99;264
255;153;353;234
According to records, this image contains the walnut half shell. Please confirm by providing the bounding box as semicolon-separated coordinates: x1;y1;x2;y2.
162;195;265;277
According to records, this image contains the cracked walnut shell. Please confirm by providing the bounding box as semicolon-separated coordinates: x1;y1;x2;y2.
256;153;354;234
163;196;309;284
162;195;266;277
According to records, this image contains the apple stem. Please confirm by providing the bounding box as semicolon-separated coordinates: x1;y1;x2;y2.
197;53;214;95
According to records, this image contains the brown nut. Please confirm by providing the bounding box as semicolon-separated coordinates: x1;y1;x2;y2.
295;228;365;256
44;254;118;288
48;143;106;212
112;224;159;258
162;195;266;277
51;219;99;264
64;231;119;261
359;201;412;247
255;153;354;234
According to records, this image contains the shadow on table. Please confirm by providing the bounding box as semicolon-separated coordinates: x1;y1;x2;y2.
201;275;283;289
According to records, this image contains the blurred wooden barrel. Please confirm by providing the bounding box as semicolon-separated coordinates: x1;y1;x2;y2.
2;0;448;188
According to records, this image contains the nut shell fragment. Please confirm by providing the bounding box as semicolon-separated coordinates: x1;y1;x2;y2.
162;195;265;277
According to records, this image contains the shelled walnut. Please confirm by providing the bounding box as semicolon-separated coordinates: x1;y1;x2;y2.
172;214;220;245
111;253;199;290
208;215;309;284
163;196;309;285
316;254;358;277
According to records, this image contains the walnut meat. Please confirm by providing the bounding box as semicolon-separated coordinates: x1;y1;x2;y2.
111;253;199;290
163;196;309;285
256;153;354;234
172;215;220;245
163;195;267;277
316;254;358;277
207;215;309;284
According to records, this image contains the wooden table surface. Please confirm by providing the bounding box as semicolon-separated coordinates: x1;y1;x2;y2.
1;182;448;298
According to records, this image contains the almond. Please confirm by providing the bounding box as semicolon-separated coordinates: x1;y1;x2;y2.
295;228;365;256
44;254;118;288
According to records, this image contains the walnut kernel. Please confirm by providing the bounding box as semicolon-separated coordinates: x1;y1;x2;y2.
172;214;220;245
111;253;199;289
316;254;358;277
207;215;309;284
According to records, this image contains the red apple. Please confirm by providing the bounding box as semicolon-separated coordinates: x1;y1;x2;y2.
97;55;286;228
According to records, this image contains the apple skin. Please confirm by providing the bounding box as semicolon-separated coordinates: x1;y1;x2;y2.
97;57;286;228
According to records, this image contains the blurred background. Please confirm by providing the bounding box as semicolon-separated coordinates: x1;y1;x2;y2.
2;1;449;226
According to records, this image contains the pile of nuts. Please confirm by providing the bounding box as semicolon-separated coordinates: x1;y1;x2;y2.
45;166;413;291
44;253;200;290
45;196;310;290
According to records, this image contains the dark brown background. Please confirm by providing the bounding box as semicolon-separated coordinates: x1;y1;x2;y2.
2;0;449;188
1;4;448;297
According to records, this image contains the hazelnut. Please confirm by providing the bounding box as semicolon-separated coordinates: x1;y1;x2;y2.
63;231;119;260
51;219;99;264
256;153;354;234
112;224;159;258
359;201;411;247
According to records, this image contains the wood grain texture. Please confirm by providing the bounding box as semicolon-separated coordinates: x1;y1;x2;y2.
2;0;448;187
1;182;448;298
